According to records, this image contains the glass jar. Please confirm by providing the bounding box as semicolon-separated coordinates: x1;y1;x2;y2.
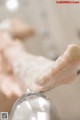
10;90;60;120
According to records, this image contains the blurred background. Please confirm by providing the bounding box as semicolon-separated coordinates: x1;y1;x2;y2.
0;0;80;120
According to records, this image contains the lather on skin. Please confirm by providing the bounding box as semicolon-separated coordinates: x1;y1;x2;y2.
0;19;34;98
0;19;34;112
0;19;80;96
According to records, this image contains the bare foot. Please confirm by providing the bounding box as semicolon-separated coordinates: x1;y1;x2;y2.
0;19;35;39
3;43;80;92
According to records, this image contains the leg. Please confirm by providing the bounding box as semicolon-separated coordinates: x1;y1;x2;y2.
3;43;80;92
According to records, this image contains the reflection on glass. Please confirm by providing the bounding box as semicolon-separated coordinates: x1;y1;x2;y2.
10;91;60;120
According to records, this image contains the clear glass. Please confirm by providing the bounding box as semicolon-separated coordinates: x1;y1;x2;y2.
10;90;60;120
